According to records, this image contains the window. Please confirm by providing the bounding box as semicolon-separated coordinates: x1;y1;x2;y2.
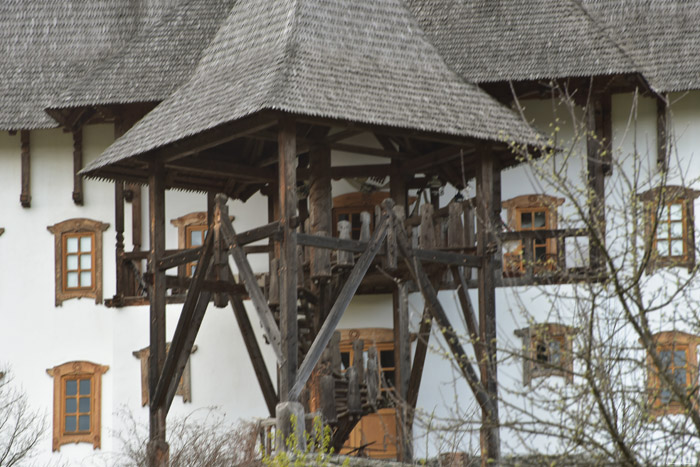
46;361;108;451
640;186;699;272
502;195;564;275
47;218;109;306
338;328;398;460
648;331;700;416
132;343;196;406
514;323;576;386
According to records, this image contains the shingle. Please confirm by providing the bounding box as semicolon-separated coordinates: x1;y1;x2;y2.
82;0;540;174
406;0;637;83
582;0;700;93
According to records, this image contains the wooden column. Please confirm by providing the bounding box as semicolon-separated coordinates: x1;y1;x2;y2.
309;143;332;333
114;120;128;300
586;96;607;271
393;281;412;461
72;129;84;205
476;151;500;465
278;117;298;401
390;159;408;216
20;130;30;207
147;161;169;466
656;94;669;171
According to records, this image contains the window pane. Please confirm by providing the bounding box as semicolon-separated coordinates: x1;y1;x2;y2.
521;212;532;229
658;221;669;239
670;203;683;220
66;237;78;253
78;415;90;431
340;352;350;371
65;397;77;414
67;272;79;288
660;388;671;405
66;379;77;396
674;368;687;387
671;240;684;256
674;350;686;367
80;236;92;252
65;416;77;432
659;350;672;367
67;255;78;270
80;271;92;287
536;342;548;363
79;397;90;413
80;254;92;270
549;341;561;365
380;350;395;368
657;241;670;257
535;246;547;261
534;211;546;228
190;230;202;247
670;221;683;238
79;379;91;395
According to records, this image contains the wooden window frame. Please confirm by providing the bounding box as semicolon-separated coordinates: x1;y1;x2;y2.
514;323;577;386
46;361;108;451
132;343;197;406
640;186;700;273
502;194;564;275
47;218;109;306
647;331;700;416
171;212;233;277
338;328;398;460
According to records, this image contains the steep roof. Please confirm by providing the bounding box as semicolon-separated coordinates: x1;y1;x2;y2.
406;0;637;84
50;0;235;110
83;0;539;174
582;0;700;93
0;0;184;130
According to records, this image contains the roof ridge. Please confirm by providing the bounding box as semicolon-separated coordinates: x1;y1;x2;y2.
569;0;641;76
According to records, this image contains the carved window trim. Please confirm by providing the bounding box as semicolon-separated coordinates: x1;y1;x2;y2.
640;186;699;273
514;323;577;386
47;218;109;306
502;194;564;275
647;331;700;416
46;361;108;451
132;343;197;406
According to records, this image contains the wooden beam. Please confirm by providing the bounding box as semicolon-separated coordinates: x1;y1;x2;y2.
290;209;390;400
228;285;279;417
20;130;30;207
147;161;168;461
586;97;607;271
329;142;409;160
149;112;278;163
217;196;283;362
298;164;392;181
404;145;474;173
393;281;412;462
72;129;84;205
278;117;299;401
476;152;500;465
152;231;215;413
167;158;275;183
450;265;483;365
656;94;668;171
406;307;431;409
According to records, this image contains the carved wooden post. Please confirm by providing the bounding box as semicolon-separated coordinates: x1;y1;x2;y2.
476;151;500;465
147;161;169;467
337;220;354;266
279;117;298;401
309;143;332;336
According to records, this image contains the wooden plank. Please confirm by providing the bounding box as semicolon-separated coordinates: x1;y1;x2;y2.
406;307;431;409
352;339;365;383
394;281;412;462
115;182;126;299
228;284;278;417
278;117;299;401
147;161;168;446
152;233;214;414
158;248;202;271
320;375;338;423
217;196;283;362
234;221;282;245
450;265;483;365
413;248;481;267
20;130;30;207
72;129;84;205
289;211;390;400
347;367;361;415
161;274;247;295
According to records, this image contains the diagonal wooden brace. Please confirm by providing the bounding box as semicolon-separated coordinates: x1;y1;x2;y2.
216;195;283;363
289;206;392;400
151;229;214;413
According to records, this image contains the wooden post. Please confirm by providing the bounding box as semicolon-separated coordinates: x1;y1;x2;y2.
309;143;332;335
393;281;412;461
72;129;84;205
278;117;298;401
147;161;169;466
657;94;668;171
115;182;126;301
19;130;30;208
390;159;408;217
587;96;607;271
476;152;500;465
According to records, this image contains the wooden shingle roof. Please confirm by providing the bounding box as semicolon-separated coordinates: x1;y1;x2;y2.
82;0;540;175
